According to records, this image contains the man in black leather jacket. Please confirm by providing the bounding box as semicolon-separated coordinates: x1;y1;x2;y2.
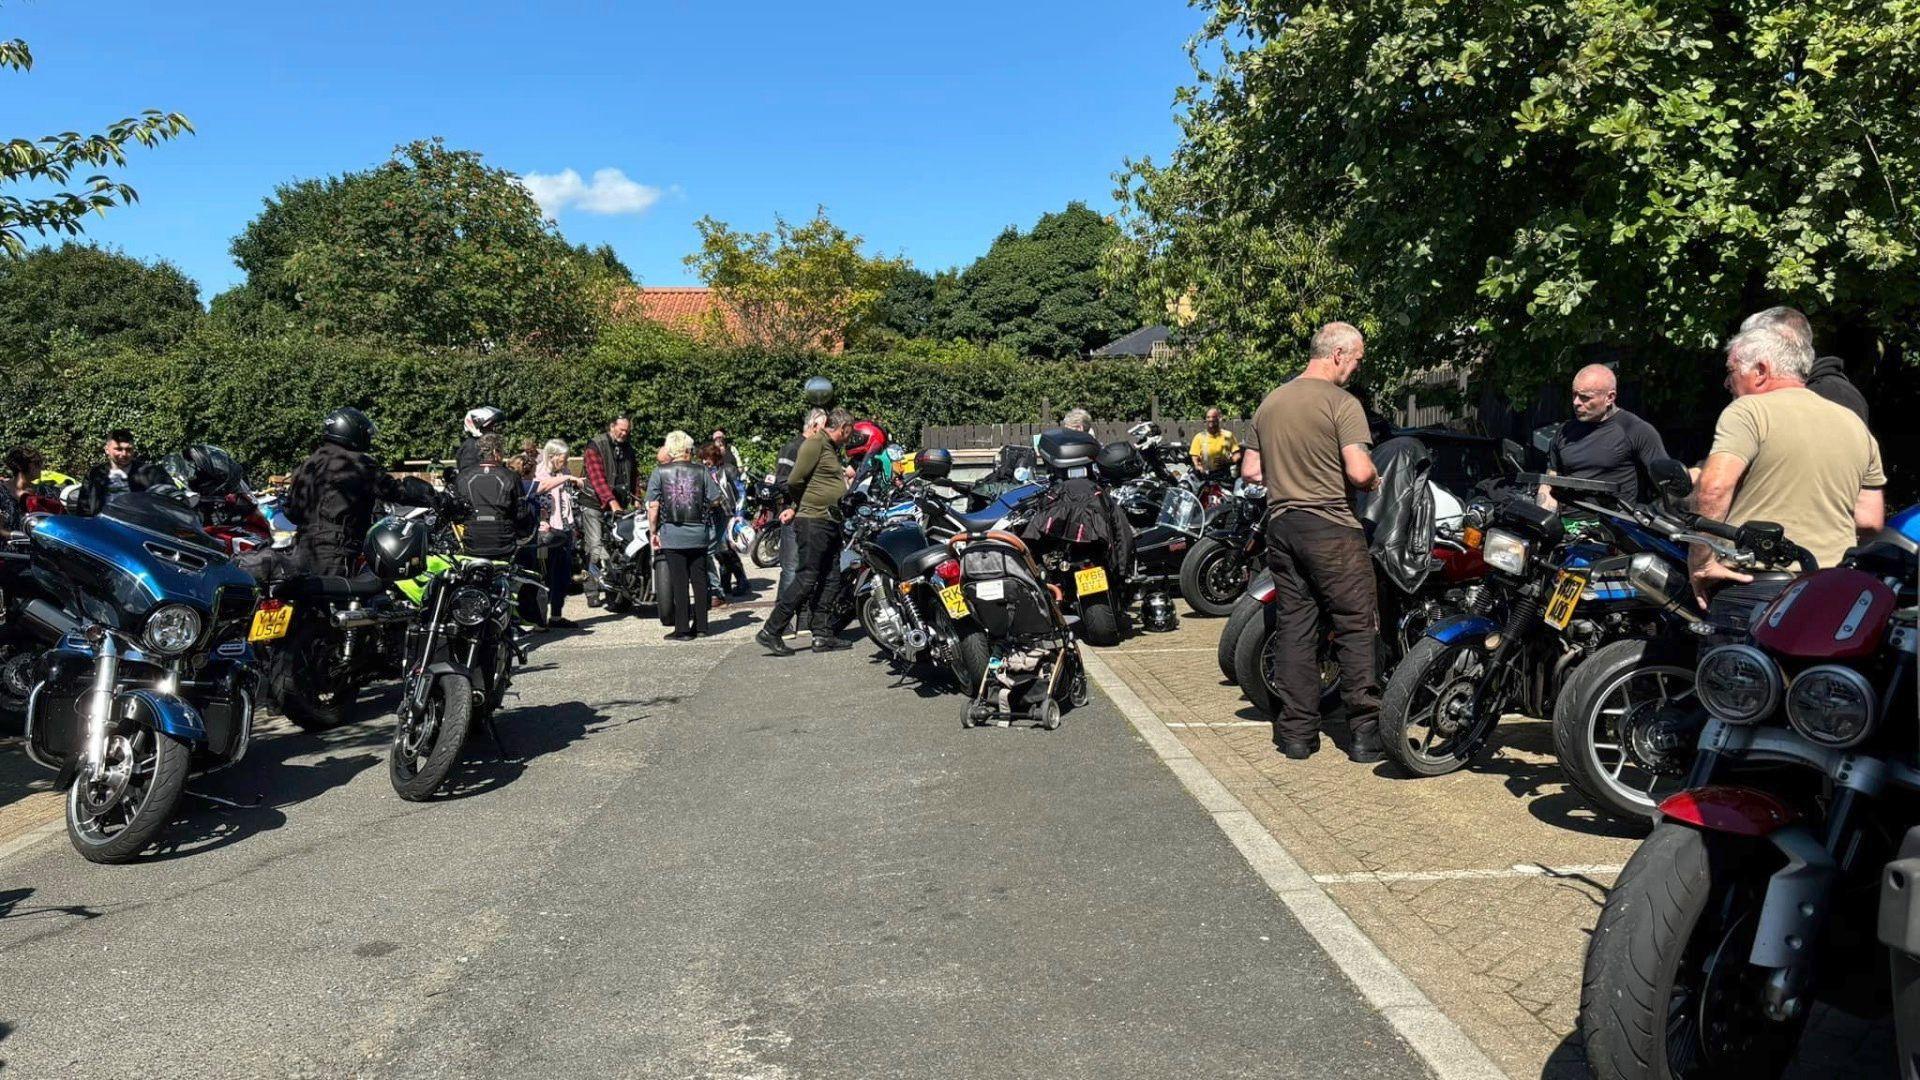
282;407;437;576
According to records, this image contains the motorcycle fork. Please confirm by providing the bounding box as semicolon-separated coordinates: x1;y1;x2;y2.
406;585;450;716
82;632;120;776
1462;589;1544;755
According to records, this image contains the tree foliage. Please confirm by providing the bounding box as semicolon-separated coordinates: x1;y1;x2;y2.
940;202;1132;360
685;208;904;353
224;138;601;351
0;243;202;361
0;35;193;258
1112;1;1920;397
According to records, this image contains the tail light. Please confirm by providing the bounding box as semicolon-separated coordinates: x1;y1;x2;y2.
933;559;962;585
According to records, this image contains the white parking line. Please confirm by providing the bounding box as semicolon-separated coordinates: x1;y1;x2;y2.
1081;649;1508;1080
1164;721;1269;728
1313;864;1626;886
0;816;66;864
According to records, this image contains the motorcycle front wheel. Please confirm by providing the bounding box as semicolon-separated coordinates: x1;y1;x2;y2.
1178;536;1250;617
1553;639;1697;825
751;529;781;569
1581;824;1802;1080
390;673;474;801
67;726;192;864
1378;636;1503;776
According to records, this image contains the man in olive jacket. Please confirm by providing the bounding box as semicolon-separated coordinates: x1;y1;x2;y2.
756;408;854;655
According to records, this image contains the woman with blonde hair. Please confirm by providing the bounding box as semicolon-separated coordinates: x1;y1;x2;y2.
646;430;725;639
531;439;583;626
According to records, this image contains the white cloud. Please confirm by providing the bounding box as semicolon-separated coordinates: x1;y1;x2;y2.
520;167;663;217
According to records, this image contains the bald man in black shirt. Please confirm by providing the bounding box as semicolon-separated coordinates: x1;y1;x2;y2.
1539;364;1669;507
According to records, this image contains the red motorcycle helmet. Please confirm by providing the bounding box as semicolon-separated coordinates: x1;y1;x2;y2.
845;420;887;461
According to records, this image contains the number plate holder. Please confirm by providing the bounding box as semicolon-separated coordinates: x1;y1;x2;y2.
249;601;294;642
1074;566;1109;596
1543;571;1587;630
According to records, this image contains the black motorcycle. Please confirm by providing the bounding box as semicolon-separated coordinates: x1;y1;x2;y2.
847;470;990;690
1016;430;1131;647
1178;482;1267;617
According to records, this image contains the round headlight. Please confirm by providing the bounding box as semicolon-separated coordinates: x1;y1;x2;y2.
451;588;492;627
1786;665;1877;749
1695;645;1781;724
143;604;203;655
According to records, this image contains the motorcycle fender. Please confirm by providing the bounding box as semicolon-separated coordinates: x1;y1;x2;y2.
115;688;207;741
853;569;876;598
408;659;472;712
1427;614;1499;645
1249;577;1278;604
1656;785;1799;838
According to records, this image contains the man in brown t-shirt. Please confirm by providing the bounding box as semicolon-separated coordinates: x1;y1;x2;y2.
1247;322;1383;762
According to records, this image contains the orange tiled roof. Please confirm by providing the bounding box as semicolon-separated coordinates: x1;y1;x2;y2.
609;285;843;352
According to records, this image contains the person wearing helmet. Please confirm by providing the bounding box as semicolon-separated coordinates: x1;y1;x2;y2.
844;420;892;494
456;406;506;472
281;406;438;576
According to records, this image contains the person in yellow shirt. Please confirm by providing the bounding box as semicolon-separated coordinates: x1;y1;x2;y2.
1189;408;1242;478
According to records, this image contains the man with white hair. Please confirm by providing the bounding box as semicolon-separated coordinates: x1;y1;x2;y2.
1537;363;1668;507
1739;306;1869;425
1690;325;1885;603
1061;408;1092;433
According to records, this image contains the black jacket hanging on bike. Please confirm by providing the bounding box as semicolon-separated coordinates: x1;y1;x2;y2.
283;442;437;575
1023;476;1134;571
1364;436;1437;595
456;464;531;560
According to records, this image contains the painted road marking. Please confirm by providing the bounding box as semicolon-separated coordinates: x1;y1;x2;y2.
1081;649;1507;1080
1165;721;1270;728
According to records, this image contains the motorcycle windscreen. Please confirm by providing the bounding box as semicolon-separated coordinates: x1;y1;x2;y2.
1156;488;1204;534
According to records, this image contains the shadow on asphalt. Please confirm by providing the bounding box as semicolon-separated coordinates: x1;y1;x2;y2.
0;886;102;924
1479;724;1650;841
430;691;686;802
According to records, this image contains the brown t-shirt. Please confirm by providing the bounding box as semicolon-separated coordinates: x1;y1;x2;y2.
1709;386;1885;570
1252;376;1372;529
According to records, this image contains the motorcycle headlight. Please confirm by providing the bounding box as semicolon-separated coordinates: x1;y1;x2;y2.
1786;665;1877;749
1482;529;1530;576
143;603;203;655
451;587;492;627
1695;645;1780;724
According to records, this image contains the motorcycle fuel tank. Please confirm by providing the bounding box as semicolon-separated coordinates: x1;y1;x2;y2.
1753;567;1897;660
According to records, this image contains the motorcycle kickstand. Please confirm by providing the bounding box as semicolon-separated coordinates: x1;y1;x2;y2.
479;712;517;763
186;789;263;810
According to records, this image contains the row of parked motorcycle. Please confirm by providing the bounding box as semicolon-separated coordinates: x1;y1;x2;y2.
827;419;1919;1079
0;449;544;864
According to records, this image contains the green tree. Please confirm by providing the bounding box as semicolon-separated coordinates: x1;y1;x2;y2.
0;243;201;361
227;138;601;351
0;35;192;258
571;241;635;285
686;208;904;353
940;202;1133;360
1113;1;1920;396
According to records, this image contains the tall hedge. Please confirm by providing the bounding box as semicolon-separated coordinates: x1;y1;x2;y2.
4;322;1256;480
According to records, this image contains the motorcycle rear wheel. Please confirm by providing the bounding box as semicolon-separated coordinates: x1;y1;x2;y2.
1580;824;1801;1080
477;636;513;719
1178;536;1248;617
390;673;473;801
67;727;191;864
1077;594;1121;647
947;625;990;692
1217;587;1264;680
1232;610;1342;718
270;634;362;731
751;530;781;569
1553;639;1696;826
1379;636;1501;776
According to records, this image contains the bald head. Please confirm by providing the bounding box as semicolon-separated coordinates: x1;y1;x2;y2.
1571;363;1619;422
1304;322;1365;386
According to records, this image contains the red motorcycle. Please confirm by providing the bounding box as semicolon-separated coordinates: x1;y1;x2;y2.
1579;508;1918;1079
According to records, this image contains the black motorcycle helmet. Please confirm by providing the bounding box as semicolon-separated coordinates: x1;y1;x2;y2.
1096;440;1144;483
364;517;427;581
913;447;953;481
174;444;243;496
323;407;377;453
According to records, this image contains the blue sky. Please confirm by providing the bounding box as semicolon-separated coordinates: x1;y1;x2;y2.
9;1;1206;301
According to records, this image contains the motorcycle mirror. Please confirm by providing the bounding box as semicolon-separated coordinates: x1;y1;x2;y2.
1531;423;1561;455
1499;439;1525;476
1649;458;1693;500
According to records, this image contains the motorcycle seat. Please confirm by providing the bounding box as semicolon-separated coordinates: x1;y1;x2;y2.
898;544;953;582
305;572;388;600
956;507;1008;533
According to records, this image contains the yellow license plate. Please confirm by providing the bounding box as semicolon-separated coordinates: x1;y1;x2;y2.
1543;571;1587;630
249;602;294;642
939;584;970;618
1074;566;1109;596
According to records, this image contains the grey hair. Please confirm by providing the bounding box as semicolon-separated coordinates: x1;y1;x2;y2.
541;438;570;461
804;407;828;432
1309;321;1363;360
662;430;696;461
1726;327;1813;381
1062;408;1092;431
1739;306;1813;351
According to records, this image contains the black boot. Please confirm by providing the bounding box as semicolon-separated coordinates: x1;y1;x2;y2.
756;626;794;656
1346;730;1386;764
1278;736;1320;760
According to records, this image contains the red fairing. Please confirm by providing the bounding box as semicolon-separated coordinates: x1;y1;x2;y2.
1658;786;1799;837
1752;568;1897;661
1433;543;1488;583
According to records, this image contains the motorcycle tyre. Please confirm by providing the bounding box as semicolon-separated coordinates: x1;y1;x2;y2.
1579;824;1801;1080
1178;536;1247;617
1552;638;1694;827
751;530;781;570
67;728;191;864
1378;635;1499;777
1217;590;1263;681
390;672;474;802
269;638;362;732
478;636;512;719
1232;605;1343;717
1077;593;1121;647
948;626;990;693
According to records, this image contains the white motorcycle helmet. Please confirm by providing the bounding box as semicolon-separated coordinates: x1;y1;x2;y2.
463;406;505;439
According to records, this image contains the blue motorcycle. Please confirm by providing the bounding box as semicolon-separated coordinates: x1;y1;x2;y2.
19;492;272;863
